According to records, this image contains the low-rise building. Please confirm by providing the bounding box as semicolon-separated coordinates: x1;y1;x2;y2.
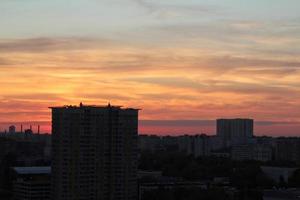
231;145;253;161
12;166;51;200
139;135;162;152
263;189;300;200
253;145;272;162
261;166;297;183
275;138;300;163
231;144;272;161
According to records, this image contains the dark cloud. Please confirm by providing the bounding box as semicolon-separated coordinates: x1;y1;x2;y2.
0;99;53;112
125;76;203;89
0;37;115;53
1;36;299;73
140;120;300;127
140;120;214;127
76;92;136;101
1;119;297;129
205;80;300;95
0;57;12;65
0;111;49;116
123;76;300;97
2;93;68;101
137;93;199;101
256;121;300;126
0;121;49;126
233;68;299;77
205;56;300;69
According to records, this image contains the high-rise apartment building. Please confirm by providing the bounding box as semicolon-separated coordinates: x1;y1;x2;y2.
50;103;139;200
217;118;253;147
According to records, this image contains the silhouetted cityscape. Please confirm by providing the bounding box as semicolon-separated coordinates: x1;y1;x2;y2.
0;103;299;200
2;0;300;199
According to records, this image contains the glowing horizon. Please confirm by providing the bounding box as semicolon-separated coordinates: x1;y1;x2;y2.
1;0;300;135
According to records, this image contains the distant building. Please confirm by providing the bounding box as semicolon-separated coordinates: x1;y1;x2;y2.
255;136;274;146
231;145;253;161
263;189;300;200
177;135;193;154
24;129;33;135
0;135;51;199
161;136;179;151
139;180;207;200
139;135;162;152
12;166;51;200
252;145;272;162
9;125;16;134
51;103;139;200
138;134;212;157
210;150;231;158
210;136;223;151
274;138;300;163
138;170;162;179
217;118;253;147
193;135;211;157
231;144;272;161
261;166;297;183
176;135;211;157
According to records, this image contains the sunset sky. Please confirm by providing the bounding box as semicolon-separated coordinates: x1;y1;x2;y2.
1;0;300;135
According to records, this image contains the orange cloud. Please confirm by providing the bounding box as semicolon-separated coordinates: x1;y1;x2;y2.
0;37;300;135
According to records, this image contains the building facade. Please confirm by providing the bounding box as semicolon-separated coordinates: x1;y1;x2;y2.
217;118;253;147
231;144;272;161
138;135;162;152
274;138;300;163
12;167;51;200
51;104;139;200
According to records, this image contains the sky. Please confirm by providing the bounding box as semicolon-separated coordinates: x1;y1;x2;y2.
0;0;300;135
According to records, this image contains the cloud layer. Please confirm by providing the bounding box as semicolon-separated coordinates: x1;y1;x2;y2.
0;0;300;135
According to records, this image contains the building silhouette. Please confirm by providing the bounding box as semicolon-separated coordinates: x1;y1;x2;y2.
275;137;300;162
50;103;139;200
217;118;253;147
12;167;51;200
8;125;16;134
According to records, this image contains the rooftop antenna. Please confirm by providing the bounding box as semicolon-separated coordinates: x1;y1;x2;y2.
38;125;40;134
21;124;23;133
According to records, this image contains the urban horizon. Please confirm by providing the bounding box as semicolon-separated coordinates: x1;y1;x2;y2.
0;103;299;136
1;1;300;199
1;1;300;138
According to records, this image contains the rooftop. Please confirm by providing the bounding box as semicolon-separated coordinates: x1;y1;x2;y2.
49;102;140;110
264;189;300;199
217;118;253;121
13;166;51;175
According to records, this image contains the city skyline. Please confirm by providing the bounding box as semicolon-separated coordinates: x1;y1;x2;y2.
0;114;299;136
1;0;300;135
